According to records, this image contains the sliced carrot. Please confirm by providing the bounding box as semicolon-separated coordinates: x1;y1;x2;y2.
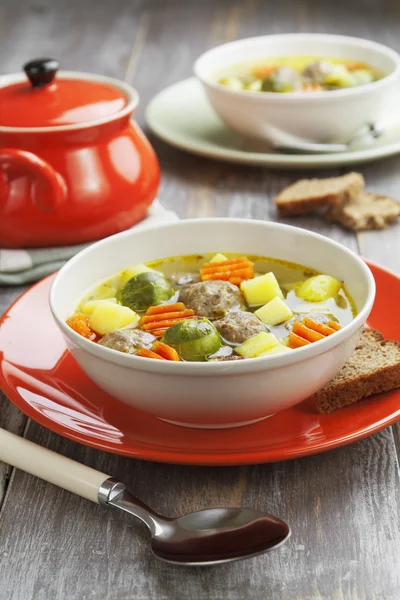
136;342;180;360
252;65;278;79
150;329;168;338
146;302;185;315
229;267;253;278
347;62;367;72
289;332;311;349
303;318;337;337
201;259;253;274
143;316;197;332
201;272;228;281
142;309;195;324
152;341;180;361
142;302;197;333
136;348;166;360
229;277;244;286
66;313;96;341
292;321;325;343
200;257;254;286
203;257;248;268
327;320;341;331
302;83;322;92
202;267;253;281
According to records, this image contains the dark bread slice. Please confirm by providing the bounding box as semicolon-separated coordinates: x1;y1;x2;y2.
274;172;364;216
314;328;400;414
325;192;400;231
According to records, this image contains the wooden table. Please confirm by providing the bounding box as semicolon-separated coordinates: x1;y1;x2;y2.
1;1;400;598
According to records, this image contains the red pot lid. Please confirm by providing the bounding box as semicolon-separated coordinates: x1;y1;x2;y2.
0;58;128;128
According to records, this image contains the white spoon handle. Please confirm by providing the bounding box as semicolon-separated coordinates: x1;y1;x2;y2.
0;428;109;503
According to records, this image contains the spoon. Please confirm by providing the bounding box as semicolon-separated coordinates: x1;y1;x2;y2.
271;119;397;154
0;428;290;566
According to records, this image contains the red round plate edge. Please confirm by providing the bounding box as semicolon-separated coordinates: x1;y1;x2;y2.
0;262;399;466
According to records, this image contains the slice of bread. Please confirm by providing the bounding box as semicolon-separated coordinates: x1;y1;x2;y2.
314;328;400;414
274;172;364;216
325;192;400;231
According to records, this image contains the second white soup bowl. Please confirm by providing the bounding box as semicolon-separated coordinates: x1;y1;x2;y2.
50;219;375;429
194;34;400;145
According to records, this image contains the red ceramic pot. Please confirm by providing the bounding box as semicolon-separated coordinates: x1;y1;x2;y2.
0;59;160;248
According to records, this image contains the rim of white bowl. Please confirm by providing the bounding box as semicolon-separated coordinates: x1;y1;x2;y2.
49;219;376;375
0;71;139;133
194;33;400;102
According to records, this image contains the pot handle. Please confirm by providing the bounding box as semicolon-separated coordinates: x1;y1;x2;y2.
0;148;67;212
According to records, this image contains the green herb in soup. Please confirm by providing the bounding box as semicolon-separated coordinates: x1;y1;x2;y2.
66;253;356;362
216;56;383;93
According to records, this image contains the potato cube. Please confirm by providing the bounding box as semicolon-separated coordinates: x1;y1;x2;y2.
236;332;280;358
241;273;284;306
89;303;139;335
119;264;153;287
81;298;117;315
255;297;293;326
259;344;292;357
296;275;342;303
209;253;228;263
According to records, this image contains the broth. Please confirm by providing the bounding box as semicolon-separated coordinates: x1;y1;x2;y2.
214;56;383;93
68;253;356;362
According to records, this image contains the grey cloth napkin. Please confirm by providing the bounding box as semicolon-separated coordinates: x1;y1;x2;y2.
0;202;179;285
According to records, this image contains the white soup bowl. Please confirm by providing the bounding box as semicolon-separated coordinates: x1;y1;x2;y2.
50;219;375;429
194;34;400;145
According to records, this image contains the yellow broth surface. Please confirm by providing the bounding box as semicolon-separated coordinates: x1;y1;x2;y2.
215;56;383;93
71;253;356;361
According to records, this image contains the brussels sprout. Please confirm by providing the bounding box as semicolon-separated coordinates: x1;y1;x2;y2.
262;76;293;93
162;318;222;362
117;271;174;312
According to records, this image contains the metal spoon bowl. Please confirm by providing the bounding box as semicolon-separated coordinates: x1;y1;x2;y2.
153;508;290;565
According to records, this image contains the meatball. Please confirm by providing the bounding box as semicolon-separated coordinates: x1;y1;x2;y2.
98;329;155;354
214;311;266;344
179;280;243;320
302;60;333;84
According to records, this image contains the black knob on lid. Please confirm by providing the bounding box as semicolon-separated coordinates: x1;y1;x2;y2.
23;58;59;88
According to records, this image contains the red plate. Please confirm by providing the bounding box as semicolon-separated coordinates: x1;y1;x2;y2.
0;261;399;466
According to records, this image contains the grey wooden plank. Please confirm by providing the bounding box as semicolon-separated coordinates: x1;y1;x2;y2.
0;0;147;76
355;157;400;273
0;397;26;510
0;423;399;600
0;286;30;510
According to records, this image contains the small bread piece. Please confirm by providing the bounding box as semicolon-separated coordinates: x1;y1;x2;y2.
314;328;400;414
274;172;364;216
325;192;400;231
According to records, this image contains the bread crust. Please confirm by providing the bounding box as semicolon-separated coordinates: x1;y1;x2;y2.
325;192;400;231
314;328;400;414
274;172;364;216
